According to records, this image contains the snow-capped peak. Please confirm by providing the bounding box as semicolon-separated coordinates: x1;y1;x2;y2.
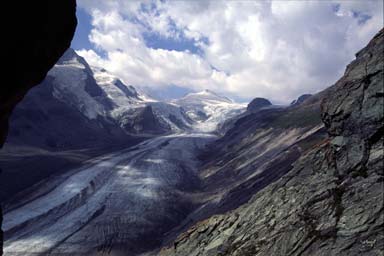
173;89;246;132
47;49;246;135
179;89;233;104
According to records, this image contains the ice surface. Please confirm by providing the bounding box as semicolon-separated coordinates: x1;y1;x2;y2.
3;133;216;255
173;90;246;132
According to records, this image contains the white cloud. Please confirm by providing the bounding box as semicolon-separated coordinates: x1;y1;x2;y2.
77;0;383;103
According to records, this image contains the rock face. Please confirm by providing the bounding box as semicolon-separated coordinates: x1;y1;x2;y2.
160;29;383;256
246;97;272;112
122;105;170;134
0;1;77;254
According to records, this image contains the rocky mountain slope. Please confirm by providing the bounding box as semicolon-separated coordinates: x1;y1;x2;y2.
156;83;328;254
159;28;383;256
216;96;282;135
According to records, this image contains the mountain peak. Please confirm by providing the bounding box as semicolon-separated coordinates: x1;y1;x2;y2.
182;89;232;103
57;48;79;63
290;94;312;106
247;97;272;112
57;48;91;71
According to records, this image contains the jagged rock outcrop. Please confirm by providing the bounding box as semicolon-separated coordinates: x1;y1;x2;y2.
160;29;383;256
0;1;77;254
247;97;272;112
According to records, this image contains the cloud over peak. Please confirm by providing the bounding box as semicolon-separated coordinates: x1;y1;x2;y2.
76;0;383;103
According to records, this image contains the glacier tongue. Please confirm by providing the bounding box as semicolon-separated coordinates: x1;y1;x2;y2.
3;133;216;255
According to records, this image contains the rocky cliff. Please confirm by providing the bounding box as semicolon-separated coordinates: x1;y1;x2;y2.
160;28;383;256
0;1;77;254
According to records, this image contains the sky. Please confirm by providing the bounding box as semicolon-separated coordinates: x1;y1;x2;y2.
72;0;383;104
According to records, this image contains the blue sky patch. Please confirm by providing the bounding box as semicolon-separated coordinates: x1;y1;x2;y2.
142;16;207;56
143;31;205;55
71;8;93;50
71;8;108;58
73;3;207;57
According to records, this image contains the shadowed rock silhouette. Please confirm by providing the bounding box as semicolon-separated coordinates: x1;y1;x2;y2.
0;1;77;254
